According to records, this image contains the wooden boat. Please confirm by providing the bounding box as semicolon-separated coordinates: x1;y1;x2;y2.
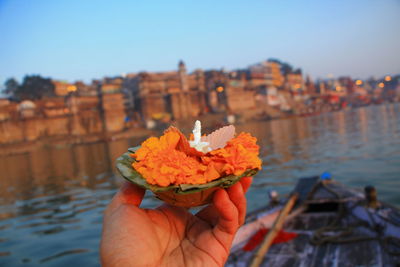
227;176;400;266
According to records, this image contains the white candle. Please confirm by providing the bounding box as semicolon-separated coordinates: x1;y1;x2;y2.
189;120;211;153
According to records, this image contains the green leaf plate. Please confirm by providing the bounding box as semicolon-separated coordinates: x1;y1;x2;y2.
116;146;259;195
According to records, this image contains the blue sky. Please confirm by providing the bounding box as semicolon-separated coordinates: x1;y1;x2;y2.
0;0;399;84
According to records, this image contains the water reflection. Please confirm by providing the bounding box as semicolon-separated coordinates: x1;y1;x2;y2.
0;103;400;266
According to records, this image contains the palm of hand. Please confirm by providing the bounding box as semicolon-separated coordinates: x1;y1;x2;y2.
101;178;252;267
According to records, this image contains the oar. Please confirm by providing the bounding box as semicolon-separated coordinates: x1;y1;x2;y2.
249;193;298;267
248;176;321;266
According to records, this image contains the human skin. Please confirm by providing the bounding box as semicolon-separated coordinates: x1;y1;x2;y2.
100;177;253;267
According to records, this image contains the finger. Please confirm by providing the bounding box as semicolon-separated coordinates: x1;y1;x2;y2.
197;177;251;226
227;182;247;226
239;176;253;193
213;189;238;237
199;177;252;225
106;182;145;216
196;204;219;226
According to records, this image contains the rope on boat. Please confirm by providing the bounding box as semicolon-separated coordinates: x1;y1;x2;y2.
309;182;400;256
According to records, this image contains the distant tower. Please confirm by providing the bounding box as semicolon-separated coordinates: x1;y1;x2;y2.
305;75;316;95
178;60;188;91
319;81;326;94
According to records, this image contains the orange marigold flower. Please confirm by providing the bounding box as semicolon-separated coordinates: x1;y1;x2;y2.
132;130;261;187
205;145;261;176
202;132;261;177
227;132;259;154
133;148;207;186
133;131;180;161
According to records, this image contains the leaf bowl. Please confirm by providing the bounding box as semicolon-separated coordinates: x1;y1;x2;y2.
116;147;258;207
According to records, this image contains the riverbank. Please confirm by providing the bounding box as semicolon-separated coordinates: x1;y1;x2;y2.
0;101;397;156
0;113;229;156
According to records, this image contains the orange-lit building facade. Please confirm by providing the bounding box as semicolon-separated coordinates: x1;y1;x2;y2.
247;61;284;89
53;81;77;96
270;62;284;87
129;61;207;120
285;72;304;92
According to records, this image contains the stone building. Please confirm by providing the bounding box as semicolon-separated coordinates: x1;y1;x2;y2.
305;75;317;95
53;81;77;96
101;93;126;132
204;70;230;112
337;77;355;95
75;81;98;96
269;61;284;88
18;100;37;118
128;61;207;121
101;77;123;94
247;61;284;89
204;69;260;113
225;72;256;112
285;71;304;92
0;94;12;121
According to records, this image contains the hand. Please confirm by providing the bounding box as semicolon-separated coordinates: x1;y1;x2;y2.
100;177;252;267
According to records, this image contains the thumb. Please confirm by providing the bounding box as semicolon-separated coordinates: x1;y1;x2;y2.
106;181;145;216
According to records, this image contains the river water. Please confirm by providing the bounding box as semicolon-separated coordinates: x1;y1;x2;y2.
0;103;399;266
